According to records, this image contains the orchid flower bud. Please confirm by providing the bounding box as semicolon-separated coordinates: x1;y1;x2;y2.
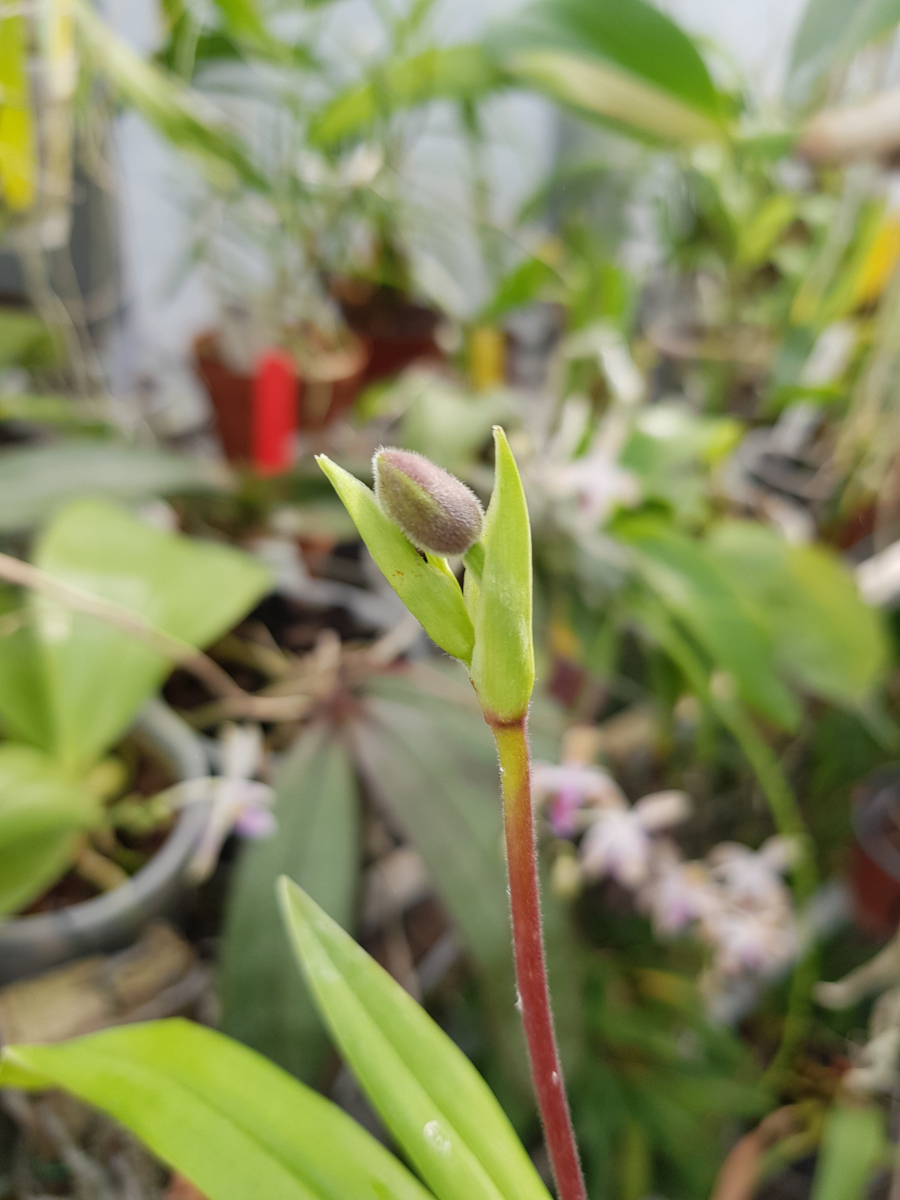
373;448;484;557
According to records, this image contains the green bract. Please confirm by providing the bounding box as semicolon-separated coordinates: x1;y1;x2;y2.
318;428;535;723
468;428;534;723
316;454;475;663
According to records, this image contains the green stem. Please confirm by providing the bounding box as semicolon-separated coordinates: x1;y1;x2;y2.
490;718;586;1200
635;598;818;1077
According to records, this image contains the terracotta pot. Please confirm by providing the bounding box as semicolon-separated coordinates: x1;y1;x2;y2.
850;765;900;937
193;331;369;465
335;281;443;383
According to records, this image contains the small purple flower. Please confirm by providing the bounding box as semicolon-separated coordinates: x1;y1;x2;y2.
157;724;276;883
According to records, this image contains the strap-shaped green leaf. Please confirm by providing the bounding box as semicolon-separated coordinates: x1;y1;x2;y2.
811;1103;886;1200
0;1020;435;1200
469;427;534;723
279;879;552;1200
316;455;474;663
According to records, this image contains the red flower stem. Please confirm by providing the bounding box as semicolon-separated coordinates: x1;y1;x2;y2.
490;717;586;1200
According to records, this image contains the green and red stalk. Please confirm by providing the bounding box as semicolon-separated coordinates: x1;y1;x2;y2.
490;717;587;1200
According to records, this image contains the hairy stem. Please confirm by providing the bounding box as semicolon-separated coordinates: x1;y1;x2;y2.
491;718;586;1200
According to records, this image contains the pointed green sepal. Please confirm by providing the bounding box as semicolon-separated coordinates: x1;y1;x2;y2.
317;455;475;664
469;428;534;723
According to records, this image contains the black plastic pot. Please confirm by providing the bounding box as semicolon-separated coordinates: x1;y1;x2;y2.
0;701;211;985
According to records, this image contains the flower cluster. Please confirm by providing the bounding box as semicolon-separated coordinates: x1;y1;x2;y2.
533;739;800;1013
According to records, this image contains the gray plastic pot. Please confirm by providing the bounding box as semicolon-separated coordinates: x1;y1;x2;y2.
0;700;211;985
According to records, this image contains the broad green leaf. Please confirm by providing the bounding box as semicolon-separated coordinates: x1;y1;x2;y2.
309;45;502;147
0;442;228;531
0;744;100;915
0;587;53;748
317;455;474;663
470;427;534;723
619;403;743;526
280;880;552;1200
33;498;272;768
811;1103;886;1200
71;0;265;192
0;15;35;209
0;1020;435;1200
707;521;889;707
488;0;723;144
787;0;900;109
221;724;359;1083
615;516;800;730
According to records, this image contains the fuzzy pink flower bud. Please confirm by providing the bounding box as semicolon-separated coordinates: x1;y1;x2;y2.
373;447;484;556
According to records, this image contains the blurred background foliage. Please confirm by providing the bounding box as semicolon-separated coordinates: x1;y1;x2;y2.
7;0;900;1198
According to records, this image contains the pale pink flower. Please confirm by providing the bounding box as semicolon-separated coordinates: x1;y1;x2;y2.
531;762;624;837
702;908;798;977
158;723;276;882
579;791;691;888
706;836;798;907
641;842;716;935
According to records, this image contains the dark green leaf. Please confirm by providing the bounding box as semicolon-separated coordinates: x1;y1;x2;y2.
221;724;359;1083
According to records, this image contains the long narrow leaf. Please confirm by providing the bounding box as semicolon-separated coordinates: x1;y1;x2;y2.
811;1103;886;1200
221;723;360;1083
279;879;552;1200
0;1020;435;1200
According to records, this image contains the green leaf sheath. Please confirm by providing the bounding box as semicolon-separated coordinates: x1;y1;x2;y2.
0;1020;434;1200
316;456;474;663
279;879;552;1200
469;428;534;723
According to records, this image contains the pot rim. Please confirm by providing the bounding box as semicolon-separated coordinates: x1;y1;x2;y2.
0;700;211;945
